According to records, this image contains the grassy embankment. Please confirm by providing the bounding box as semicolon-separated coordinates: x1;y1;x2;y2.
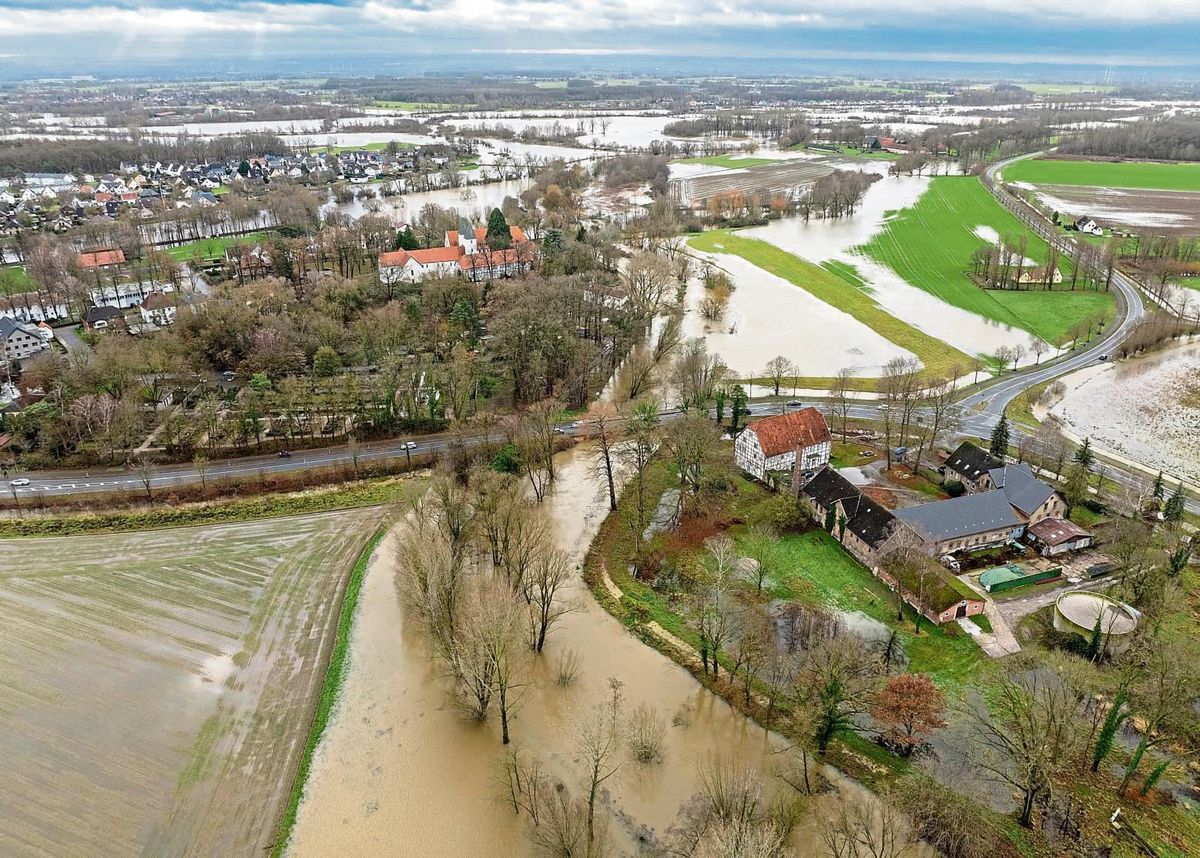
372;100;462;110
1002;158;1200;192
310;141;417;154
856;176;1117;344
0;473;426;538
688;231;971;388
672;155;777;169
270;525;387;857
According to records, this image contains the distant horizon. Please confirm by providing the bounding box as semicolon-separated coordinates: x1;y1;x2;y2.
2;51;1198;86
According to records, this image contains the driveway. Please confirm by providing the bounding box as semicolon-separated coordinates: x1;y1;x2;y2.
53;324;91;355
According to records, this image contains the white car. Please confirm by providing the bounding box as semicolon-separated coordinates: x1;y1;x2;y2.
402;441;417;450
9;478;31;487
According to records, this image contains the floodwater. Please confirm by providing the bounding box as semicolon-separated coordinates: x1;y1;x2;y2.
329;178;535;222
288;447;916;856
683;250;912;378
744;174;1055;364
1050;341;1200;484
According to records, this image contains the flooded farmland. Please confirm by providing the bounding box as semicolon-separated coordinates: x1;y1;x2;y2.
1050;341;1200;484
288;447;914;856
0;510;386;857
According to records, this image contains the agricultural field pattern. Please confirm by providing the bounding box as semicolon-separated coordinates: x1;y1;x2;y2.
0;509;386;857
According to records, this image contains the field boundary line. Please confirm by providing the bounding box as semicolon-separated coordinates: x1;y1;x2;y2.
268;524;388;857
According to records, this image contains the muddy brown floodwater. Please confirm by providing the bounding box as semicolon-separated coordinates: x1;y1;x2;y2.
289;447;918;856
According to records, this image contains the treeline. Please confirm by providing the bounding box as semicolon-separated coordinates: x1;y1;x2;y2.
795;170;878;220
596;153;669;195
0;131;291;177
324;76;685;112
949;85;1034;106
1057;117;1200;162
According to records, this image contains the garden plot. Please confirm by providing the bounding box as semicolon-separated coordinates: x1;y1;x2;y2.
0;509;386;858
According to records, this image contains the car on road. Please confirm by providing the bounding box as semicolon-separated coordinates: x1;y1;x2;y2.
9;478;30;487
1098;354;1110;361
402;441;417;450
786;400;803;408
276;450;291;458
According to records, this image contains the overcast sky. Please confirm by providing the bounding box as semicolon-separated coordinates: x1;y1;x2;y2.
1;0;1197;75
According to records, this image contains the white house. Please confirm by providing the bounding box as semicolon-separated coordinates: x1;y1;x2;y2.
89;280;175;310
378;224;534;284
734;407;832;483
0;293;71;323
0;317;49;361
138;291;177;326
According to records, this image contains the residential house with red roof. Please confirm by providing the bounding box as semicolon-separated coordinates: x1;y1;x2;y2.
734;407;832;483
76;248;126;270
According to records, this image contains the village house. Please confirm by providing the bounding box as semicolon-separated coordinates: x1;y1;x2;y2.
0;292;71;324
1016;265;1064;286
89;280;175;310
733;407;832;484
796;466;985;624
943;441;1003;492
82;305;126;331
138;291;177;327
77;247;126;271
378;224;535;284
0;317;49;361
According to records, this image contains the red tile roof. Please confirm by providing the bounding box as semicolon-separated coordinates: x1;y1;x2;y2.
472;225;528;245
1027;517;1091;547
378;250;410;268
410;245;465;265
446;230;459;246
77;248;126;269
140;291;174;310
94;192;113;203
747;407;831;458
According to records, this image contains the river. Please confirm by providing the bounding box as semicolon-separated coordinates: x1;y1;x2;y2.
287;447;914;856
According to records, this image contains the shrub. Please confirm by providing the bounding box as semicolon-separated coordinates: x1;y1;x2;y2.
944;479;966;497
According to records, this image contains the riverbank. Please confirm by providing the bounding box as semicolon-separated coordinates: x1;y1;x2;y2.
271;526;388;856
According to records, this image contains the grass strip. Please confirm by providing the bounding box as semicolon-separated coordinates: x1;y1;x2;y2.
689;230;971;384
672;155;777;169
270;525;386;857
1002;158;1200;192
0;475;425;538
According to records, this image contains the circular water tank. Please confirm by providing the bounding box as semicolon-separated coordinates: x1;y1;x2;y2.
1053;592;1138;653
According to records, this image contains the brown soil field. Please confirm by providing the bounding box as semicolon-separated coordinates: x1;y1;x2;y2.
673;157;836;206
1030;183;1200;234
0;508;387;857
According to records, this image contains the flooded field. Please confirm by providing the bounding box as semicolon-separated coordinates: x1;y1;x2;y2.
684;250;912;377
1050;342;1200;483
0;509;385;857
1021;183;1200;234
289;448;911;856
329;178;535;222
735;174;1051;365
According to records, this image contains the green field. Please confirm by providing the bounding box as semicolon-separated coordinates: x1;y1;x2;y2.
165;230;278;263
0;509;387;856
689;231;971;380
1002;158;1200;192
0;265;36;294
673;155;777;169
856;177;1116;343
372;100;460;111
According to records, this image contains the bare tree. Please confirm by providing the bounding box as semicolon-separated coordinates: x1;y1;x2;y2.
831;366;855;441
819;799;916;858
579;677;624;847
616;401;661;549
586;403;623;512
962;667;1081;828
764;355;795;397
525;548;574;653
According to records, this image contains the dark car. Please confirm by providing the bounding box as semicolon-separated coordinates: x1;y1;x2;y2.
786;400;803;408
277;450;291;458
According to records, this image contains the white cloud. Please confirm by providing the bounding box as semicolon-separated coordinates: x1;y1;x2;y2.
5;3;340;36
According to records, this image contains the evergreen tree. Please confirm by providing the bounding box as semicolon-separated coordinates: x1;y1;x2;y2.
575;223;587;242
485;208;512;250
237;159;251;177
1152;471;1165;501
729;385;748;432
1091;689;1128;772
989;413;1010;459
1087;613;1104;662
824;506;836;533
1163;483;1186;524
396;225;420;250
1074;437;1094;468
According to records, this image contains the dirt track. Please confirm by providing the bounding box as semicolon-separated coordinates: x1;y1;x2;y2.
0;509;385;857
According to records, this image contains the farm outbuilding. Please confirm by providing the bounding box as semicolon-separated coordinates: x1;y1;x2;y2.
980;563;1062;593
1054;592;1139;654
1026;517;1094;556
